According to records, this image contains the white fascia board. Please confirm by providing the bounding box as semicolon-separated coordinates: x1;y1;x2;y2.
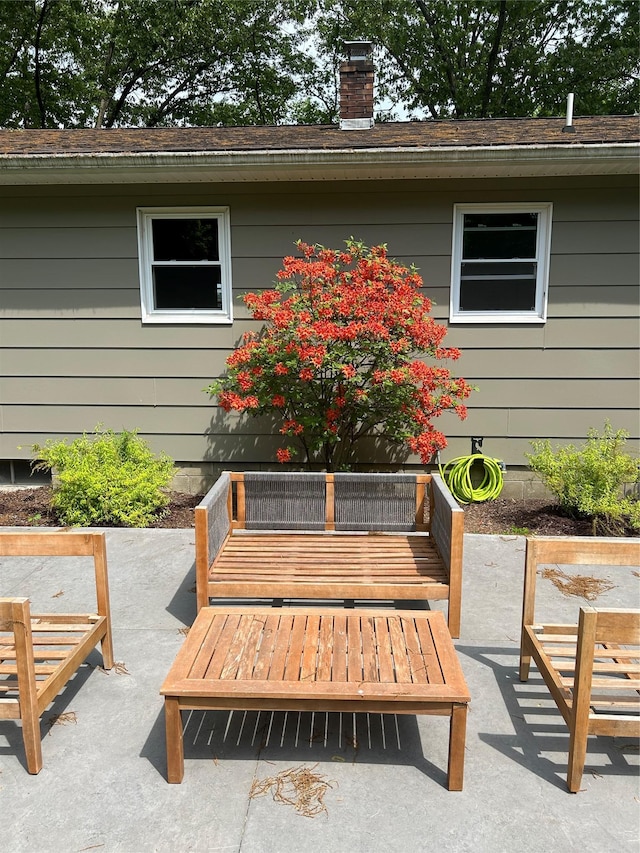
0;142;637;185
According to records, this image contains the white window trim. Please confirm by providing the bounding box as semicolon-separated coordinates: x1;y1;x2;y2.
136;206;233;325
449;202;553;324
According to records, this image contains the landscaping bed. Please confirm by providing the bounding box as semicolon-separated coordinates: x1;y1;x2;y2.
2;485;633;536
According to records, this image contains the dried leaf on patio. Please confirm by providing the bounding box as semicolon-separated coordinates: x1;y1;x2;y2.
540;568;615;600
249;764;335;817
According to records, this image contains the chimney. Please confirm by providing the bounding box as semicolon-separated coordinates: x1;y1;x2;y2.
339;40;374;130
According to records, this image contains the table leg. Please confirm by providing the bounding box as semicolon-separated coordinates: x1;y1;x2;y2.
447;702;467;791
165;697;184;783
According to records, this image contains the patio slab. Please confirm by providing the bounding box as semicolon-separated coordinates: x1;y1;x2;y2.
1;529;638;853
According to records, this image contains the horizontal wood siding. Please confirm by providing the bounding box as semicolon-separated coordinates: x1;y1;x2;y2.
1;175;638;471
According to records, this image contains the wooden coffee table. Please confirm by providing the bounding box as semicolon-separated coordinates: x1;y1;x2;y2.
161;606;470;789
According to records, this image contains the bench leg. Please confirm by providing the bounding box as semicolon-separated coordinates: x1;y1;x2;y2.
21;708;43;775
165;697;184;783
566;726;588;793
100;631;115;671
447;702;467;791
447;601;461;640
519;635;532;682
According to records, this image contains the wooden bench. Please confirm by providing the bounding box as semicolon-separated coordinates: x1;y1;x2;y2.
195;471;465;637
519;536;640;792
161;606;470;789
0;531;114;774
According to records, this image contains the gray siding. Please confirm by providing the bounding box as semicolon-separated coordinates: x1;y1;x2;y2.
1;175;638;475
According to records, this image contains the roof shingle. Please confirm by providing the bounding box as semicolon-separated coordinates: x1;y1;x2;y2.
0;116;637;157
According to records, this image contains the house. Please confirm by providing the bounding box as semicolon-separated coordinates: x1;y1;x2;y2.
0;48;638;496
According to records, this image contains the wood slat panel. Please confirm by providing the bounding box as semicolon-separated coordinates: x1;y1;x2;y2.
300;613;321;682
331;613;347;683
268;613;293;682
204;613;242;680
316;614;334;682
218;614;254;681
414;619;445;685
283;615;307;682
252;613;279;681
347;615;363;682
401;615;428;684
374;616;395;683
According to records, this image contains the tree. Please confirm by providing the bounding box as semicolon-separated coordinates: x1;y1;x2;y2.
2;1;635;128
316;0;639;119
207;241;473;471
0;0;317;128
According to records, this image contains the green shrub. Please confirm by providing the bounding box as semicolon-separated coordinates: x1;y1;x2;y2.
32;427;175;527
526;422;640;536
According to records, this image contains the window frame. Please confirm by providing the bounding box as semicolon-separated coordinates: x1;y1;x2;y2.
449;202;553;324
136;206;233;325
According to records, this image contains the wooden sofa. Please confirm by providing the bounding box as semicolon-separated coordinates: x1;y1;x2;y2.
0;531;114;774
519;536;640;792
195;471;464;637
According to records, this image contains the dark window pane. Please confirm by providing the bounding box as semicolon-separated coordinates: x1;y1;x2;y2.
464;213;537;230
152;219;219;261
462;212;538;259
460;261;537;279
463;229;537;259
153;266;222;310
459;276;537;311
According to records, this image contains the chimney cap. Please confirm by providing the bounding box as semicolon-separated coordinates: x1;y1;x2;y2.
344;40;373;62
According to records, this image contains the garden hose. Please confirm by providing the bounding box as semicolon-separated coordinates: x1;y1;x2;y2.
439;453;504;504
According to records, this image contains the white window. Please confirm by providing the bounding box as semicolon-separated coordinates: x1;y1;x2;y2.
137;207;232;324
450;203;552;323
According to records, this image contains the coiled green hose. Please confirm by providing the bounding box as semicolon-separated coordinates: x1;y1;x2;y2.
439;453;504;504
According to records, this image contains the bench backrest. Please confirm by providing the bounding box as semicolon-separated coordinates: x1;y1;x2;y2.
521;536;640;631
0;531;111;621
230;471;430;533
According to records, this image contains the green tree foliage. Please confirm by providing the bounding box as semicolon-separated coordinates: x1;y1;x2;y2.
0;0;318;128
316;0;639;119
1;1;636;128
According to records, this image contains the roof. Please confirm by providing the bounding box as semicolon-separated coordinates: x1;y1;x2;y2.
0;116;637;185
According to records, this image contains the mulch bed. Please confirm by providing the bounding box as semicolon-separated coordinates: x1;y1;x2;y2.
0;486;202;529
0;486;637;537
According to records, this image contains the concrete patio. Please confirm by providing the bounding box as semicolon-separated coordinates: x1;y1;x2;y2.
1;529;638;853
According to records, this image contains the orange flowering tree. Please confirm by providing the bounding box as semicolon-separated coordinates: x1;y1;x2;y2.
207;240;473;471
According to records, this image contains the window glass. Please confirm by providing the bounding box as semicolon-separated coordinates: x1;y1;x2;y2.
459;273;537;311
152;218;219;262
462;213;538;259
153;267;222;310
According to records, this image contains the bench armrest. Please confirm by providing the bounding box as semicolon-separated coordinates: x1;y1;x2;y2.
195;472;232;610
429;473;464;637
